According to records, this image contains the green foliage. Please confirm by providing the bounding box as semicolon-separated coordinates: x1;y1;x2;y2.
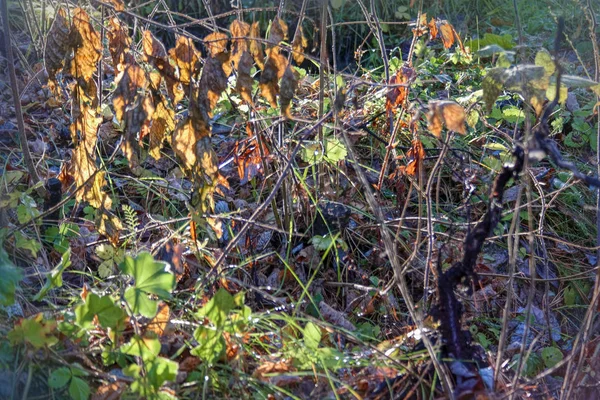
541;346;563;368
0;245;23;306
301;136;347;165
45;223;80;254
34;249;71;301
466;33;516;51
49;365;90;400
119;252;176;318
75;293;126;330
95;243;124;278
8;314;58;349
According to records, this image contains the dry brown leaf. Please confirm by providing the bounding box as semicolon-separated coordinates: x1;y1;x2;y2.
196;137;219;184
199;56;228;114
92;382;126;400
249;22;265;70
319;301;356;331
44;8;70;85
142;30;184;105
230;19;250;68
386;66;415;112
70;80;100;146
149;95;175;160
291;26;308;64
95;208;122;246
172;117;211;171
70;8;102;83
236;51;254;104
71;146;109;209
427;100;466;136
428;17;438;41
168;36;201;86
107;17;133;71
437;20;465;52
204;32;229;58
398;139;425;177
234;123;270;184
147;302;170;336
280;65;299;118
253;359;294;380
259;53;287;108
267;18;288;51
105;0;125;11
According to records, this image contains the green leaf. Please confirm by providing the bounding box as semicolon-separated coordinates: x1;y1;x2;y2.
191;326;225;363
311;234;336;251
121;335;161;362
535;50;555;77
8;314;58;349
75;293;126;330
119;252;175;318
541;347;563;368
0;247;23;306
561;75;599;88
304;322;321;350
14;231;41;257
34;249;71;301
48;367;71;389
330;0;345;10
324;137;347;164
466;33;515;52
69;376;90;400
197;288;234;328
146;357;178;389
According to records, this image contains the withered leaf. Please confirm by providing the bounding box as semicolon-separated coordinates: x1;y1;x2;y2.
437;20;465;52
428;18;438;41
168;36;201;86
398;139;425;177
235;123;270;184
70;8;102;83
291;26;308;64
70;79;100;147
71;147;110;209
172;117;211;172
143;31;184;105
249;22;265;70
204;32;229;58
149;95;175;160
95;208;122;246
107;17;133;71
427;100;466;136
199;56;228;114
105;0;125;11
236;51;254;104
196;137;219;184
146;302;170;336
267;18;288;51
386;66;415;112
259;53;287;108
44;8;70;84
280;65;299;118
230;19;250;68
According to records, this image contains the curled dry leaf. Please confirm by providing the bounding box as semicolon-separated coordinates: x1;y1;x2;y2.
172;117;211;172
249;21;265;70
428;17;438;41
70;8;102;83
142;30;183;105
44;8;70;85
107;17;133;71
427;100;467;136
195;137;219;184
236;51;254;104
291;26;308;64
105;0;125;11
280;65;299;118
92;382;126;400
319;301;356;331
436;20;465;53
267;18;288;53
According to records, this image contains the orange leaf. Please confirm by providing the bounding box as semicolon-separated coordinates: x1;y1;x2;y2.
70;8;102;83
428;18;438;41
291;26;308;64
230;20;251;69
168;36;201;86
146;302;170;336
427;100;466;136
386;66;415;112
199;56;228;114
204;32;229;58
399;139;425;177
234;123;270;184
149;95;175;160
92;382;126;400
249;22;265;70
107;17;133;71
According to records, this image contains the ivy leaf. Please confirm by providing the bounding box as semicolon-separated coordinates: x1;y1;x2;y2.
34;249;71;301
119;252;175;318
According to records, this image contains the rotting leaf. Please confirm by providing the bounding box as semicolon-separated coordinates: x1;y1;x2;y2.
386;66;415;112
397;138;425;177
143;30;184;105
149;95;175;160
199;56;228;114
280;65;299;118
168;36;201;88
292;26;308;64
70;8;102;83
267;18;288;54
428;100;466;136
260;53;287;108
230;19;251;68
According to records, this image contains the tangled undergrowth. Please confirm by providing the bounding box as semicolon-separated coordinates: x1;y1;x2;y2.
1;0;600;399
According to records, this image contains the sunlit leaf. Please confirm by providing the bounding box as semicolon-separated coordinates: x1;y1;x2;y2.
428;100;466;136
280;65;299;118
34;249;71;301
249;22;265;70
